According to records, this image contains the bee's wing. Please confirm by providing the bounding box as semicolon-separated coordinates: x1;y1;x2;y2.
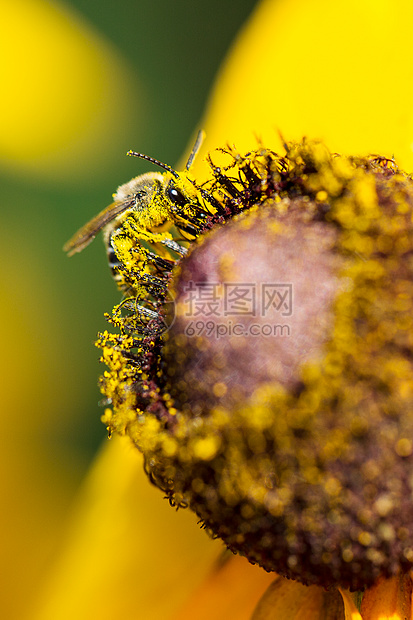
63;199;135;256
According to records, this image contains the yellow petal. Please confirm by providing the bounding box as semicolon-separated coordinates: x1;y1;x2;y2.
191;0;413;177
31;437;223;620
339;589;363;620
0;238;85;619
251;577;345;620
173;555;274;620
360;572;413;620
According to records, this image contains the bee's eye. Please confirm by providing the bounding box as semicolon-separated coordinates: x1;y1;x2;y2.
167;184;187;207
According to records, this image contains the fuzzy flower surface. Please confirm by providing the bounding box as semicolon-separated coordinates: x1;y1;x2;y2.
97;139;413;617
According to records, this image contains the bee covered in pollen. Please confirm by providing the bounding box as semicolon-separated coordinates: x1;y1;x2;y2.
63;130;219;300
63;132;277;341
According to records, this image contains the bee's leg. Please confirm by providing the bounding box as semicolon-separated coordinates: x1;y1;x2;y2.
159;238;188;256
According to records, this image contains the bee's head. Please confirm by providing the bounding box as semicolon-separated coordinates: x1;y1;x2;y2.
127;131;205;213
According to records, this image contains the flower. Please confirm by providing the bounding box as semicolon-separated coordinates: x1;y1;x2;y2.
98;138;413;616
32;0;413;618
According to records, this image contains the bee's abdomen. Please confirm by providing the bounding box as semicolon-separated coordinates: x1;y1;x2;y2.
107;243;122;280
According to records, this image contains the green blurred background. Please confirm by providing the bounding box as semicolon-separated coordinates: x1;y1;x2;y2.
0;0;257;615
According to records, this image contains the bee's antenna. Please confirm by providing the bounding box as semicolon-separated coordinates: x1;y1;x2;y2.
185;129;205;170
127;151;180;178
127;130;205;177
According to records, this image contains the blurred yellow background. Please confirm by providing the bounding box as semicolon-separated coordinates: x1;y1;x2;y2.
4;0;413;618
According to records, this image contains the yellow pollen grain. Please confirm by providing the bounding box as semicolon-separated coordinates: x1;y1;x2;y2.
266;497;285;517
192;436;220;461
212;382;227;397
324;476;342;496
396;437;413;457
332;158;354;181
101;408;113;425
374;495;394;517
353;175;378;213
358;531;372;546
162;436;178;457
377;523;395;542
342;548;354;563
316;190;328;202
366;549;385;565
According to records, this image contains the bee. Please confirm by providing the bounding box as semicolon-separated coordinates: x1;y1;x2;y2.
63;131;220;290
